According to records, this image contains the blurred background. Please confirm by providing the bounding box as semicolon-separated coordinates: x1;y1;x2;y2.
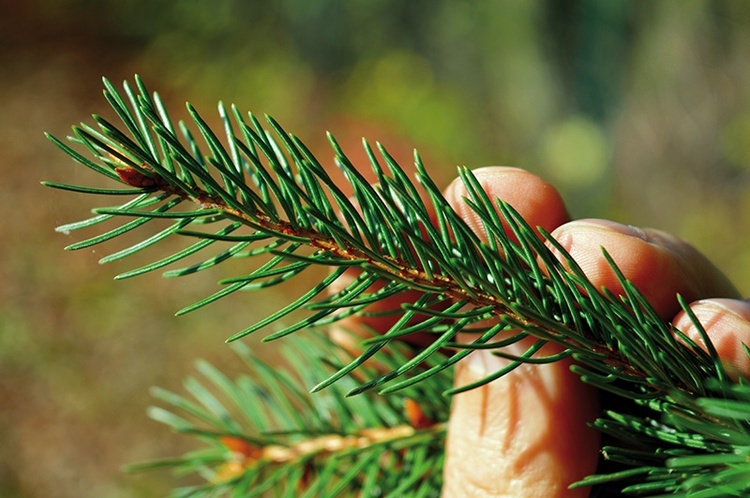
3;1;750;496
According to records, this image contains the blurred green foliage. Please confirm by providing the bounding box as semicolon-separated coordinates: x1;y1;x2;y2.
3;1;750;496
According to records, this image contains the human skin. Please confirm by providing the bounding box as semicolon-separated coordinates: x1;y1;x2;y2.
334;166;750;497
440;167;749;497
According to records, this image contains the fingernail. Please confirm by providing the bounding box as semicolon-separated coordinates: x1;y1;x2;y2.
575;219;649;241
697;298;750;321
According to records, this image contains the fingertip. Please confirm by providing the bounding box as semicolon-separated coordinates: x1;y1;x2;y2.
444;166;570;241
673;298;750;379
548;220;737;319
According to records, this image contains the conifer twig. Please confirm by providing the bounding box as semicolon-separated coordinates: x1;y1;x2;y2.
46;76;750;496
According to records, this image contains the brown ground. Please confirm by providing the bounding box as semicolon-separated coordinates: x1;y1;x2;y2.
0;18;276;498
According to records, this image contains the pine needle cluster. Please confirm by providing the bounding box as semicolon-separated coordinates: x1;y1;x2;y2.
45;76;750;496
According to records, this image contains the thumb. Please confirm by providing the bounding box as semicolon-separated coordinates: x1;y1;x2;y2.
441;167;600;497
444;345;599;497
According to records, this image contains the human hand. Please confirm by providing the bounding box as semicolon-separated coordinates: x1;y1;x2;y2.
441;167;749;497
332;166;750;497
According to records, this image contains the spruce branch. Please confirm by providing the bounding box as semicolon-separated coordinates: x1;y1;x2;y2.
126;335;449;497
46;76;750;495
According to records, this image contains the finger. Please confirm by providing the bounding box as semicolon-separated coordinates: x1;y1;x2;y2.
444;166;570;239
331;166;571;347
548;219;739;318
443;167;600;497
327;278;431;353
445;347;600;497
327;168;442;349
673;298;750;379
